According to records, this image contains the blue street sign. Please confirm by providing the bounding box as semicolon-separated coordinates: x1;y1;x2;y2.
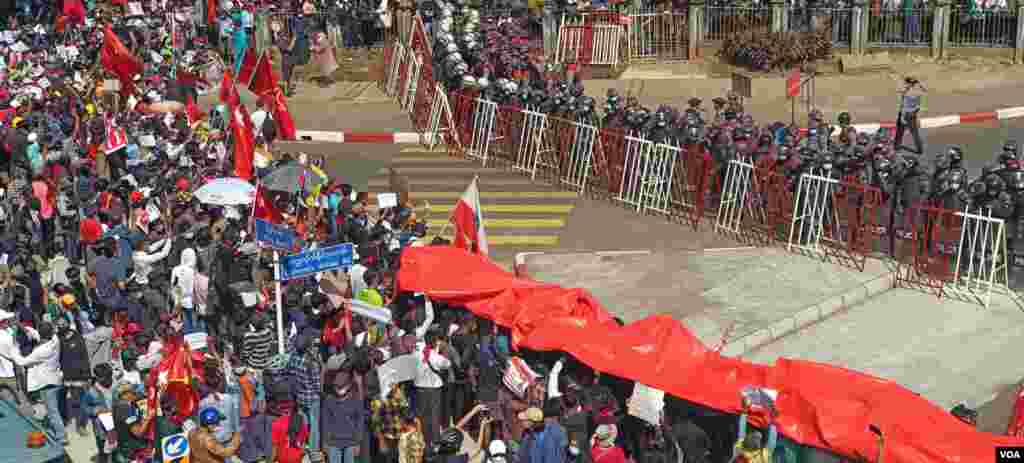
279;243;354;280
255;218;297;251
162;433;190;462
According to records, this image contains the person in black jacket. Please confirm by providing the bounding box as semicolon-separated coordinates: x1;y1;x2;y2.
56;319;92;436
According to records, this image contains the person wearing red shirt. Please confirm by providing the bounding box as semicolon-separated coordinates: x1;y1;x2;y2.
271;408;309;463
590;425;627;463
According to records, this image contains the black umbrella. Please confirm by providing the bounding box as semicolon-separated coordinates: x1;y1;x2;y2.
260;161;326;194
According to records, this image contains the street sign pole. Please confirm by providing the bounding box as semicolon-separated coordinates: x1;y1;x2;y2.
274;250;285;354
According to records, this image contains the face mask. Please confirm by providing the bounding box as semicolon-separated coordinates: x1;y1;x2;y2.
568;447;580;456
213;424;226;435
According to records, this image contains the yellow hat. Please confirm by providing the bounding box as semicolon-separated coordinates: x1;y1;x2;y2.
61;294;76;306
86;104;96;115
11;117;22;128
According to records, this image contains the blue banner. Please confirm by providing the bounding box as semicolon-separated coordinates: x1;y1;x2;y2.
255;218;297;251
279;243;355;280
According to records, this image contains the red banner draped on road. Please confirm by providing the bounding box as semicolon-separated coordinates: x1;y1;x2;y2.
396;246;1024;463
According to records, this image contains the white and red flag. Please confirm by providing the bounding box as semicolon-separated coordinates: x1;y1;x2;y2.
451;176;488;255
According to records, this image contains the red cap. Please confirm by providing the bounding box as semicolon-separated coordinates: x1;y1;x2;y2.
124;323;143;334
130;191;143;203
176;178;190;191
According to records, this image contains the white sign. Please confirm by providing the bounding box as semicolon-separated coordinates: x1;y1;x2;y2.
161;433;190;462
377;192;398;209
184;332;208;351
628;383;665;426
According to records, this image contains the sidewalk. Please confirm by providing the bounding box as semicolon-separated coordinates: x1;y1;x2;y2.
583;74;1024;130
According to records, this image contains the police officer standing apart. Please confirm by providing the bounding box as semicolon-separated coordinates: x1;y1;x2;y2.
895;76;927;155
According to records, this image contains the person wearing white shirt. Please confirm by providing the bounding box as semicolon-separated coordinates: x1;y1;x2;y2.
0;310;30;406
413;297;449;448
4;321;67;444
131;236;173;285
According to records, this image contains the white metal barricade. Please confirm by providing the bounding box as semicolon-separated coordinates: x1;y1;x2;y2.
555;22;623;66
514;110;555;180
401;54;422;112
466;98;502;166
715;159;756;236
616;136;654;212
386;43;406;97
561;122;599;193
426;84;455;150
947;207;1012;309
787;173;839;255
642;143;679;215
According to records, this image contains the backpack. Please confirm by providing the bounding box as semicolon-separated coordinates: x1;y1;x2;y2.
261;114;277;141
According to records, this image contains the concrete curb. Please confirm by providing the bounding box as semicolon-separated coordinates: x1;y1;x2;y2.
719;271;896;358
294;106;1024;143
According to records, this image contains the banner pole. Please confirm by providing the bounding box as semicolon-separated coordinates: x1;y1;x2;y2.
274;250;285;353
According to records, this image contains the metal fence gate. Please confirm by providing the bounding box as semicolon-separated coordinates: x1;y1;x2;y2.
787;173;838;256
561;122;599;193
715;158;756;237
401;54;422;111
514;110;555;180
386;43;406;97
616;137;677;214
947;207;1012;309
466;98;501;166
427;84;455;150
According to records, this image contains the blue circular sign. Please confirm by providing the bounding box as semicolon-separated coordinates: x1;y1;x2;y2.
163;434;189;459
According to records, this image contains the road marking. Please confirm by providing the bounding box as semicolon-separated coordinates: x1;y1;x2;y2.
427;218;566;228
368;191;579;199
425;235;560;246
430;204;575;214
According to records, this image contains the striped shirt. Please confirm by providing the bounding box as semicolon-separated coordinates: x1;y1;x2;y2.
241;328;276;370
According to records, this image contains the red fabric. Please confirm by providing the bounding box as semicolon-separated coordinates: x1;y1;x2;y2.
100;25;143;96
253;186;283;224
79;217;102;244
221;71;255;180
185;94;204;127
591;445;627;463
207;0;217;25
396;246;1024;463
63;0;86;24
1008;387;1024;437
272;414;309;463
146;342;201;435
237;48;260;88
250;53;279;98
267;87;297;140
451;200;478;253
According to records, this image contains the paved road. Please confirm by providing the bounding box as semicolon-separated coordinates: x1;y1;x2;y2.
920;118;1024;174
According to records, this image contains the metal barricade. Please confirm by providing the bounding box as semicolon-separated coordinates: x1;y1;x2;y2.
949;8;1017;48
560;121;599;193
715;158;757;238
401;54;422;112
947;207;1012;308
410;67;436;133
627;10;689;62
617;137;680;214
894;204;962;297
787;173;837;256
386;43;407;97
466;98;502;166
644;143;680;215
427;84;455;150
556;20;623;66
865;7;934;47
514;110;556;180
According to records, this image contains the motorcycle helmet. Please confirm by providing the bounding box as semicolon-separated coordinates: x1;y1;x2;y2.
199;407;224;426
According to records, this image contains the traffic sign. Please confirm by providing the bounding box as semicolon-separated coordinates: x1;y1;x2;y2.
162;433;190;463
279;243;355;280
255;218;297;251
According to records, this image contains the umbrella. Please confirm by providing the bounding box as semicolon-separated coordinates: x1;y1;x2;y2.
261;161;327;194
193;177;256;206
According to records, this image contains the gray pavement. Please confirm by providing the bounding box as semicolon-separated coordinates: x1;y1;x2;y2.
743;287;1024;428
523;246;891;349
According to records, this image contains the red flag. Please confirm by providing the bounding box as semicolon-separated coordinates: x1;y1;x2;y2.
145;341;200;429
176;67;208;88
249;53;278;98
207;0;217;25
63;0;86;25
184;94;205;128
1009;387;1024;437
267;87;297;140
237;48;260;88
100;25;143;96
220;70;255;180
786;68;801;98
253;185;283;224
451;177;489;255
219;69;241;107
